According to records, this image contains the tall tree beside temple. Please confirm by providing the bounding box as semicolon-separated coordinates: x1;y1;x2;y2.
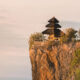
42;17;64;40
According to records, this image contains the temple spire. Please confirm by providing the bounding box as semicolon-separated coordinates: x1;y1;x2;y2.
42;17;64;40
48;17;59;23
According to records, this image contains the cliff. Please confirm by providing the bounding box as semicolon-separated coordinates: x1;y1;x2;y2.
29;41;80;80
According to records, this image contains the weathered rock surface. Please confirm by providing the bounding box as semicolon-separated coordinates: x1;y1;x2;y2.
29;42;80;80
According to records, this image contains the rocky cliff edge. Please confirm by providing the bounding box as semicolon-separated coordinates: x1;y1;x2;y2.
29;41;80;80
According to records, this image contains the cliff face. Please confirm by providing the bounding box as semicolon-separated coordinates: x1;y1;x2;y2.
29;42;80;80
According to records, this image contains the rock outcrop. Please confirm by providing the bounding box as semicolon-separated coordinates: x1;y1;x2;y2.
29;42;80;80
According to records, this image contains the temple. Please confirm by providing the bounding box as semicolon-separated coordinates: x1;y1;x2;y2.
42;17;64;40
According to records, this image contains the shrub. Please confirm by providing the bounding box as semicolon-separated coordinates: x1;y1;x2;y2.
29;32;45;49
60;35;68;43
71;48;80;68
75;69;80;80
78;29;80;37
60;28;77;43
69;49;80;80
65;28;77;41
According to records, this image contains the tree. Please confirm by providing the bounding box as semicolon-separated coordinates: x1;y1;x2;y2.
65;28;77;42
60;28;77;43
78;29;80;37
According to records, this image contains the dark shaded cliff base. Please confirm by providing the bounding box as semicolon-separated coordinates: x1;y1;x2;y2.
29;42;80;80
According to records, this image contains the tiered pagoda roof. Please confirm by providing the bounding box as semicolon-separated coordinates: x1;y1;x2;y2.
48;17;59;23
46;23;61;28
42;29;64;37
42;17;64;37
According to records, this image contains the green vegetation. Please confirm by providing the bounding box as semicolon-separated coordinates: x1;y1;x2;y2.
65;28;77;39
60;34;68;43
78;29;80;37
70;48;80;80
29;32;45;49
29;28;80;49
75;69;80;80
71;48;80;68
60;28;77;43
78;29;80;41
29;28;80;80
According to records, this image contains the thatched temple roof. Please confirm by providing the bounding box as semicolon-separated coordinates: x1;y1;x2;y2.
46;23;61;28
48;17;59;23
42;29;65;37
42;29;54;34
42;17;65;37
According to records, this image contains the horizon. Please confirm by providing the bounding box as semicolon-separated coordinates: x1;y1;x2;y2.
0;0;80;80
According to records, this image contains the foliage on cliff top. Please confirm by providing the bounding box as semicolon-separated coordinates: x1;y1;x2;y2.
29;32;45;49
29;28;80;49
60;28;77;43
65;28;77;38
78;29;80;37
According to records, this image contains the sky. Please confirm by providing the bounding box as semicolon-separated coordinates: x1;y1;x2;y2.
0;0;80;80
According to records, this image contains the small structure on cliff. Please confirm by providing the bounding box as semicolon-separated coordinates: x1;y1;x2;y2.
42;17;65;40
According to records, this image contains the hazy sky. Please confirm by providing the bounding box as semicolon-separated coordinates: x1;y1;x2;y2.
0;0;80;80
